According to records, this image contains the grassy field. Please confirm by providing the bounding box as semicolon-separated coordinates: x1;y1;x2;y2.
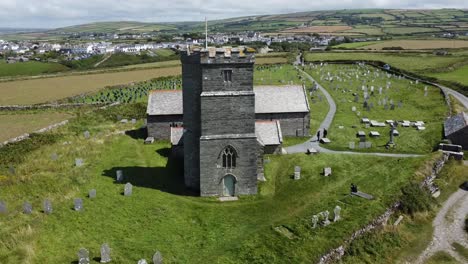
0;107;432;263
282;25;352;33
304;64;448;154
0;67;181;105
0;112;71;142
363;40;468;50
428;64;468;86
333;41;380;49
0;61;69;78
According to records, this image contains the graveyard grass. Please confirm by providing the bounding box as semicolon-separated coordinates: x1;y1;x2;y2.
0;109;433;263
304;64;448;154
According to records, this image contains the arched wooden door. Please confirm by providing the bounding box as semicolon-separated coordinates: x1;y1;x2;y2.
223;175;236;197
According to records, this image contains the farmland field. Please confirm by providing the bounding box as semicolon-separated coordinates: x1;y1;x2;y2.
0;61;69;78
428;64;468;86
363;40;468;50
382;27;441;35
283;25;352;33
0;112;71;142
0;67;181;105
333;41;380;49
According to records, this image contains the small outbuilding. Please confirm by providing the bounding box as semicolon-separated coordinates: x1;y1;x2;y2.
444;112;468;150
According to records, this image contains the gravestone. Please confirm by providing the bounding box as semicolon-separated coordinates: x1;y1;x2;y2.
131;119;137;124
363;101;368;109
365;142;372;148
322;211;331;226
8;165;15;175
398;101;403;108
137;260;148;264
83;131;90;139
0;201;7;214
312;215;319;229
100;243;112;263
74;198;83;211
23;202;32;214
294;166;301;180
75;158;84;167
334;206;341;222
323;167;332;177
349;142;355;150
116;170;124;182
51;153;58;161
124;183;133;196
359;142;367;149
89;189;96;199
390;104;395;110
384;104;389;110
153;251;163;264
116;115;122;121
43;199;53;214
354;95;359;102
78;248;90;264
394;215;404;226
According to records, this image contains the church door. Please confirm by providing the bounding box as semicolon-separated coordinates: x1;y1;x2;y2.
223;175;236;197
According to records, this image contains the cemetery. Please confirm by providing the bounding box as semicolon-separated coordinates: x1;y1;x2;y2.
304;63;448;154
0;58;465;263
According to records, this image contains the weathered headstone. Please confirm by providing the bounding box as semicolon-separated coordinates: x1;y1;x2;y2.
100;243;112;263
351;106;357;112
8;165;15;175
349;142;355;149
43;199;53;214
124;183;133;196
393;215;404;226
89;189;96;199
23;202;32;214
312;215;319;229
323;167;332;177
322;211;331;226
75;158;84;167
294;166;301;180
78;248;90;264
390;104;395;110
116;170;124;182
334;206;341;222
354;94;359;102
0;201;7;214
153;251;163;264
137;260;148;264
51;153;58;161
131;119;137;124
83;131;90;139
74;198;83;211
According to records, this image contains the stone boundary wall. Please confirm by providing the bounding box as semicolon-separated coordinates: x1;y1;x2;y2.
0;102;107;111
317;153;450;264
0;120;69;148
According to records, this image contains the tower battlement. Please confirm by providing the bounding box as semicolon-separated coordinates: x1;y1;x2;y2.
181;47;255;64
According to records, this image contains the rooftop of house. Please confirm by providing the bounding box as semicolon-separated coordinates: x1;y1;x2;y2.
146;85;309;116
444;112;468;136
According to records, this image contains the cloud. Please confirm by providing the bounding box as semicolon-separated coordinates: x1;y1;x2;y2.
0;0;467;28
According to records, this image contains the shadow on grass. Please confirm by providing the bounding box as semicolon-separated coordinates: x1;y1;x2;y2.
102;148;198;196
125;127;147;140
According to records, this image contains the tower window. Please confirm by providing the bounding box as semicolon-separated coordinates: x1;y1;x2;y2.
223;70;232;83
221;146;236;169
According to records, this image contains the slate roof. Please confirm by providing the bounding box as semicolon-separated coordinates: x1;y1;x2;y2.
444;112;468;136
147;90;183;116
147;85;309;116
254;85;310;114
170;127;184;146
255;121;283;146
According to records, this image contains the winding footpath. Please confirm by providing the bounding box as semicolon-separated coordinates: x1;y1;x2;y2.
284;65;422;158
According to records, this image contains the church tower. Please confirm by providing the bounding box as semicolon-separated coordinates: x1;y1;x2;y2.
181;47;258;196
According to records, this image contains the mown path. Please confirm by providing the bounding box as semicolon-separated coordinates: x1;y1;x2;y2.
284;66;422;158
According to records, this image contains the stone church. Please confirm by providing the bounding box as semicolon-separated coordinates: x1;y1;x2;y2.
146;47;310;197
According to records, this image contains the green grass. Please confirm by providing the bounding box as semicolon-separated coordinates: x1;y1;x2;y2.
429;64;468;86
333;41;381;49
453;242;468;261
0;61;69;77
0;105;432;263
304;64;448;154
253;64;302;85
425;252;459;264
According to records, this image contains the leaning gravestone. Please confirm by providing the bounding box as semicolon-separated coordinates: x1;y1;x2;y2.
334;206;341;222
294;166;301;180
43;199;53;214
74;198;83;211
124;183;133;196
116;170;124;182
323;167;332;177
100;243;112;263
23;202;32;214
83;131;90;139
0;201;7;214
138;260;148;264
75;158;84;167
78;248;90;264
312;215;319;229
89;189;96;199
153;251;163;264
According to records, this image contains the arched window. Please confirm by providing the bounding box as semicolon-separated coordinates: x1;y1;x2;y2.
221;146;237;169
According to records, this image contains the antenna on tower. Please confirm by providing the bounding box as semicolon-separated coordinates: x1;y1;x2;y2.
205;17;208;49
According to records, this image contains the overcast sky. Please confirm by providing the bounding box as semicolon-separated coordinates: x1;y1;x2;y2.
1;0;467;28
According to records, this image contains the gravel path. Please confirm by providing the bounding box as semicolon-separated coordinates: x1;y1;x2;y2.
414;188;468;264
